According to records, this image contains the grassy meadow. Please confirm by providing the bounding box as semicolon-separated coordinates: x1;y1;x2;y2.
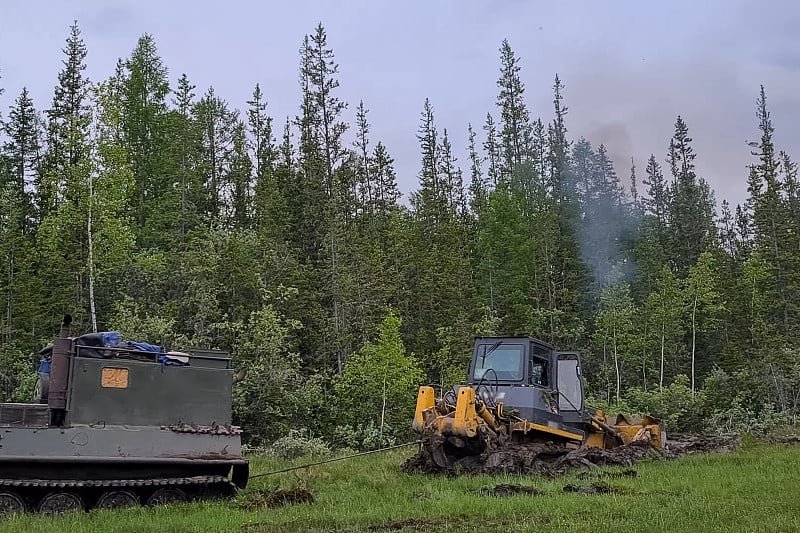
1;442;799;533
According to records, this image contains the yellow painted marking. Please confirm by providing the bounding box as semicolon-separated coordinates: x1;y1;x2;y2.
101;367;129;389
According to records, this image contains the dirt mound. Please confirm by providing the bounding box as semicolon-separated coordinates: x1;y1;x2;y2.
402;435;739;477
577;468;637;480
666;434;740;454
236;487;314;510
368;517;468;531
563;481;617;494
475;484;543;497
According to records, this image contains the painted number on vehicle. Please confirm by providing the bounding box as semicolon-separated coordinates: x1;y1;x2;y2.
101;367;129;388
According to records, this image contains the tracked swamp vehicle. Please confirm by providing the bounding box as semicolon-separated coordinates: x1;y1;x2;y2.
0;316;248;516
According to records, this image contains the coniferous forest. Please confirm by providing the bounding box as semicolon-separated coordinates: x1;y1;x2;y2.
1;23;799;447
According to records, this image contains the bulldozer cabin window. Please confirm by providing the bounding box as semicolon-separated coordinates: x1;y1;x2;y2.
529;357;548;387
472;343;524;381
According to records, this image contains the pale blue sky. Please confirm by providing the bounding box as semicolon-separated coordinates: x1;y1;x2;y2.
2;0;799;209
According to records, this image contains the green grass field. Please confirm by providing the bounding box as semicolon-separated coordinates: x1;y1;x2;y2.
2;442;799;533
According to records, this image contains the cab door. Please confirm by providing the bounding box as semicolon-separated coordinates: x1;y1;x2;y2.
555;352;583;416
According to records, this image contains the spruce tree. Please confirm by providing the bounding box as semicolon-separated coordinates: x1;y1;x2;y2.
482;113;501;187
229;120;253;228
36;21;95;331
192;87;236;222
642;154;668;225
352;100;372;213
164;73;203;245
665;116;717;274
746;86;792;332
121;33;170;238
496;39;530;178
548;75;570;201
370;142;399;216
467;123;488;216
42;21;91;217
3;87;40;228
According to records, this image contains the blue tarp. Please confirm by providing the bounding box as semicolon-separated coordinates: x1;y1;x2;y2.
101;331;122;347
124;340;162;352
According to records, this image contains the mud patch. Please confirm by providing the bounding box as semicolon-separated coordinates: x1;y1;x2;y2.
475;484;543;497
563;482;616;495
367;517;467;531
577;468;637;480
667;434;740;454
402;435;739;477
236;488;314;510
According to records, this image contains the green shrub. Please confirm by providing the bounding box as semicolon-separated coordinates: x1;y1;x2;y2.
623;375;706;432
330;420;397;451
267;429;331;459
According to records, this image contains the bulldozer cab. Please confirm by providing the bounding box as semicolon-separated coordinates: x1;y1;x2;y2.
469;337;575;387
469;337;555;385
467;337;587;422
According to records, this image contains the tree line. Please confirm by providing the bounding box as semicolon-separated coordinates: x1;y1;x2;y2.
1;22;798;444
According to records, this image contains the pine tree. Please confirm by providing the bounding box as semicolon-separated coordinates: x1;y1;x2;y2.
42;21;91;217
414;98;442;227
531;118;548;188
665;116;717;273
164;73;203;245
246;83;274;182
36;21;95;331
438;128;465;213
496;39;530;178
631;155;671;300
121;33;170;239
629;157;639;212
3;87;40;228
483;113;501;187
192;87;237;223
247;84;285;241
307;23;348;196
353;100;372;214
406;99;475;380
746;86;792;332
229;120;253;228
548;75;570;201
1;86;39;345
90;75;137;325
642;154;668;225
467;123;488;216
370;142;399;216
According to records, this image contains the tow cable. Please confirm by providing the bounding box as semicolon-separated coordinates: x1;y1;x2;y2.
248;440;422;479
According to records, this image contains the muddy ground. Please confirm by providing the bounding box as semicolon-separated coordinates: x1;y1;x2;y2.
402;434;740;476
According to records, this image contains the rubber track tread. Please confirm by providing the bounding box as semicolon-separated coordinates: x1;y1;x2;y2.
0;475;230;488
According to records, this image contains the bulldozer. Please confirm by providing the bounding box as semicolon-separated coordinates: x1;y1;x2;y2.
412;336;664;467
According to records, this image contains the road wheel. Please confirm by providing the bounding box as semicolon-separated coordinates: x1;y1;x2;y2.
37;491;83;515
0;491;26;517
96;490;138;509
146;488;186;506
